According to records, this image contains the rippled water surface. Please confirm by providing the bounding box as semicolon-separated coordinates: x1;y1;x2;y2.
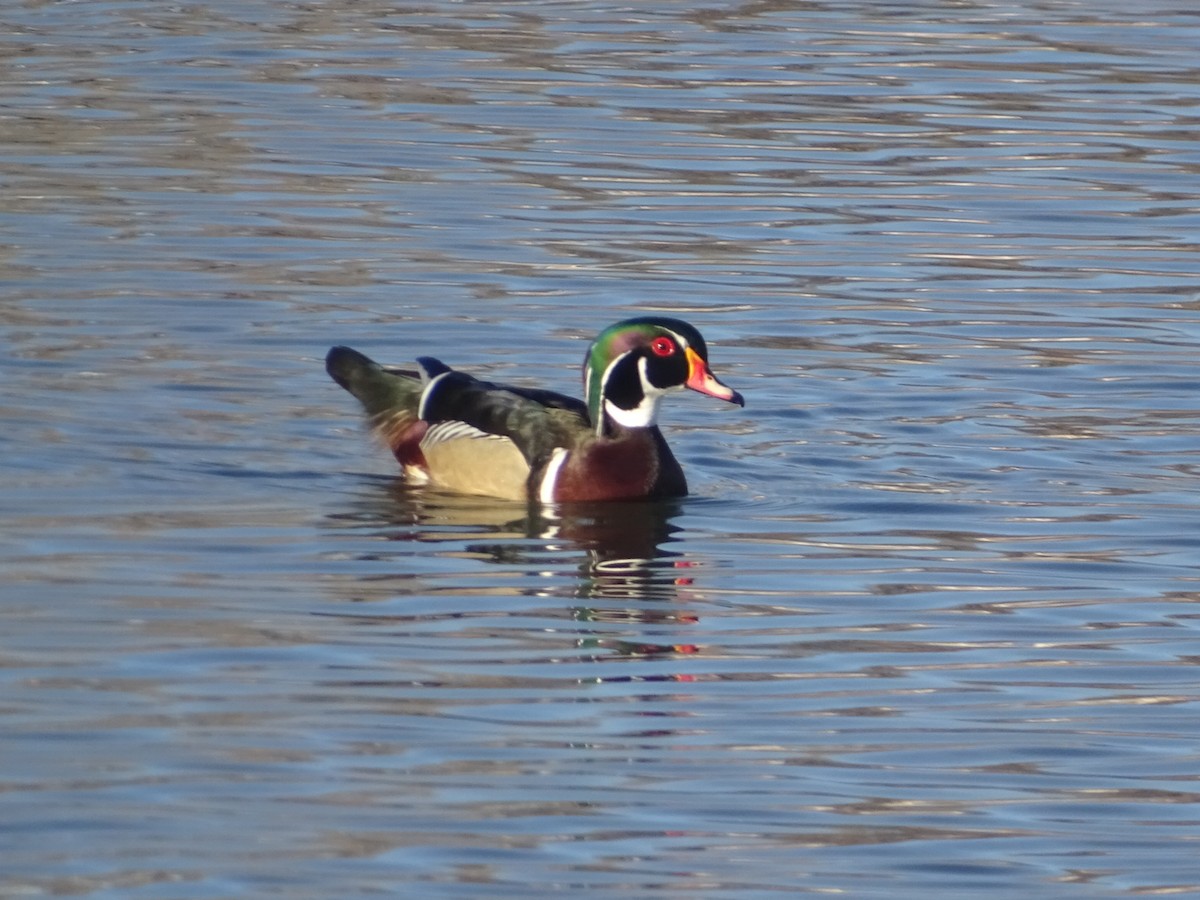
4;2;1200;896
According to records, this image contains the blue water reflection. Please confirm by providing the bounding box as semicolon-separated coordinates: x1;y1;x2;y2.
4;1;1200;897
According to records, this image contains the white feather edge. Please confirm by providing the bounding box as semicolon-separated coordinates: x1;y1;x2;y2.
416;369;451;421
421;420;511;446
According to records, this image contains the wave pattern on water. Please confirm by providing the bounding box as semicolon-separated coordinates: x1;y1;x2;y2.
3;1;1200;897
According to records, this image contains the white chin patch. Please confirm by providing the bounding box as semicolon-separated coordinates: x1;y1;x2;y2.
599;354;675;430
604;394;663;429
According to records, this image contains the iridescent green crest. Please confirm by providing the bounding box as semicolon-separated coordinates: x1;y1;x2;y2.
582;316;706;433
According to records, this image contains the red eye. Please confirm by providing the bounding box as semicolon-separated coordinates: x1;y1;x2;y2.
650;336;675;357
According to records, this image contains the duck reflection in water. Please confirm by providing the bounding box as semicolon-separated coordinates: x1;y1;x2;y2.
327;479;702;662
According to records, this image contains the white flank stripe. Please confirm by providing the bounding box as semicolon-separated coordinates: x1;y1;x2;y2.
538;447;569;504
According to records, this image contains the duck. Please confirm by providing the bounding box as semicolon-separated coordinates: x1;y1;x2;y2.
325;316;743;502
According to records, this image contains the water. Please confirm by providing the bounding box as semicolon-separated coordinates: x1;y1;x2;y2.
3;1;1200;896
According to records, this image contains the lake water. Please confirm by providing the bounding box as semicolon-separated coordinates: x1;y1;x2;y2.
3;2;1200;896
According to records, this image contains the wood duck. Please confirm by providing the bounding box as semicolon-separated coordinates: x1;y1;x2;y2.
326;316;743;502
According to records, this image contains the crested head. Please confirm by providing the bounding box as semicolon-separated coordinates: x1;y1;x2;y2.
582;316;743;436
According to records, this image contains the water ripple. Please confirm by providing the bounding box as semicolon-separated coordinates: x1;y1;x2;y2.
4;1;1200;897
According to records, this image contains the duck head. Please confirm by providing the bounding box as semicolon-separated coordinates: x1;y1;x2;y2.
583;316;744;436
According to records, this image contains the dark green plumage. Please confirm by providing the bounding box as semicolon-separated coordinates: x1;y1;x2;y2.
325;346;422;421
